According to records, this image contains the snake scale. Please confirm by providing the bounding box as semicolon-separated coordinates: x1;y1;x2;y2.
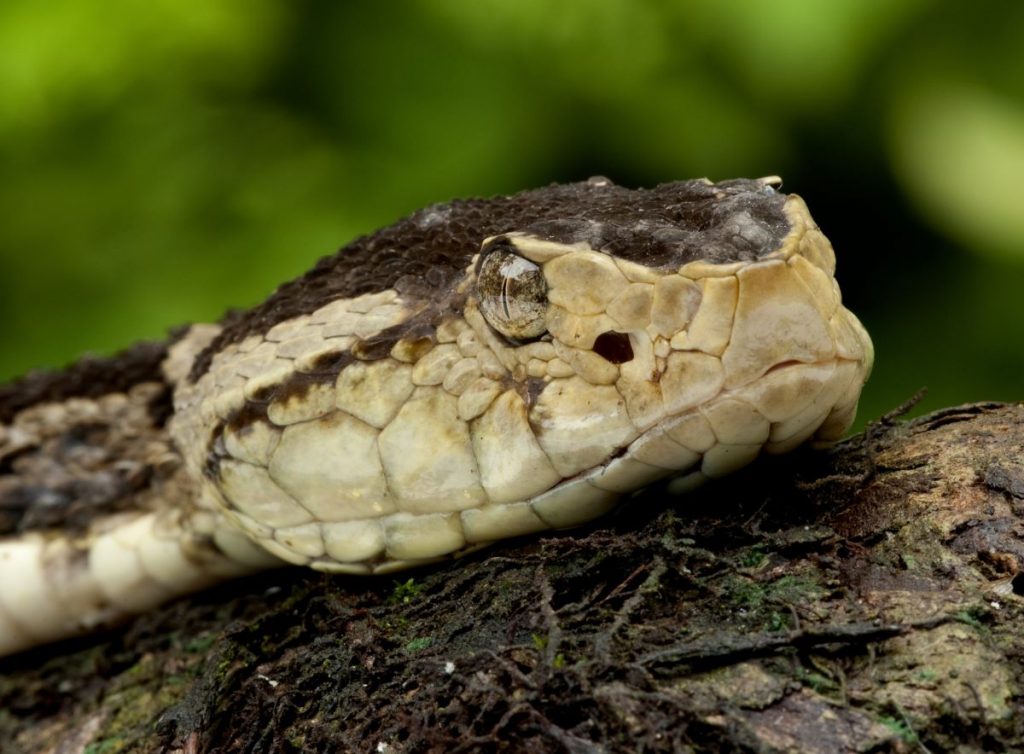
0;177;873;657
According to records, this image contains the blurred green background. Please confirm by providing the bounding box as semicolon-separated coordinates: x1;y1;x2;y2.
2;0;1023;430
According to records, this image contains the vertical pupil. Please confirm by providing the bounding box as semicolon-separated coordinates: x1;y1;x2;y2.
501;273;512;319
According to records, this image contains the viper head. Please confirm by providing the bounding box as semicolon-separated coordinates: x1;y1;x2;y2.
174;177;872;571
460;176;873;526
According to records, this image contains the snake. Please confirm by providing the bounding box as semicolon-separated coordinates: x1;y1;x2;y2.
0;177;873;657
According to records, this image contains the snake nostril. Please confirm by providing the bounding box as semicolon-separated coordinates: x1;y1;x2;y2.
593;331;634;365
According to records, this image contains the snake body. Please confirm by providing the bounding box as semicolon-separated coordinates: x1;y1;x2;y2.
0;177;873;656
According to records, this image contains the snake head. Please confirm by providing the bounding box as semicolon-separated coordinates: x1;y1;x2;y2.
174;177;873;571
465;178;873;523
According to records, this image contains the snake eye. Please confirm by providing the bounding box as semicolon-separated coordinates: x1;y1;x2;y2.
476;244;548;341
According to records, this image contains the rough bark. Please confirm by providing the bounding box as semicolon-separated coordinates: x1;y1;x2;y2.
2;401;1024;754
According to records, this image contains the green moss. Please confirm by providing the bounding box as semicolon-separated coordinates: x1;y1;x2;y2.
730;578;768;609
388;578;424;605
764;610;790;632
405;636;434;652
83;740;124;754
878;714;918;744
184;634;216;654
381;615;409;634
739;546;767;569
725;569;825;631
795;666;838;694
769;575;825;603
955;607;989;633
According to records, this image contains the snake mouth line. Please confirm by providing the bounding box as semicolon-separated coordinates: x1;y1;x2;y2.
764;359;804;374
553;354;861;491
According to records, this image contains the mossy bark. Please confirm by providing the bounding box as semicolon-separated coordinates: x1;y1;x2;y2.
3;402;1024;753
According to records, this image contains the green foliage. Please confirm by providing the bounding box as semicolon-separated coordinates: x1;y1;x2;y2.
2;0;1023;425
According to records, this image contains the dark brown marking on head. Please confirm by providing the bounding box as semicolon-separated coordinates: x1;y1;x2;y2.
189;179;789;382
390;335;435;364
245;382;279;405
204;423;234;481
518;376;549;411
272;372;327;407
351;338;396;362
302;349;356;376
352;317;440;362
224;401;272;438
203;440;223;481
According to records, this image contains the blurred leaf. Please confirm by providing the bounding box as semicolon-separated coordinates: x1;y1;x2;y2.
670;0;931;113
889;83;1024;261
593;76;792;180
0;0;284;138
420;0;669;96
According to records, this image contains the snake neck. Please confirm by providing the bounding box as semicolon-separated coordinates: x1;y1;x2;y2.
0;325;281;656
